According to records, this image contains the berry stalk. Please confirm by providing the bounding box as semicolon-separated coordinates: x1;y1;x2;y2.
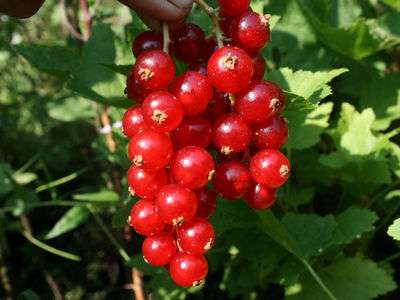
194;0;224;48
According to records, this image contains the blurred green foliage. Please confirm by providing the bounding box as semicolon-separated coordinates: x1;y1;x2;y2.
0;0;400;299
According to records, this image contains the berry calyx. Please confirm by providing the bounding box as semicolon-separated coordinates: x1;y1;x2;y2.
142;91;183;132
212;160;251;200
156;184;198;225
133;50;175;91
207;46;253;93
235;80;285;124
245;182;276;210
249;149;290;188
253;116;288;149
171;146;215;189
170;71;213;116
195;188;217;219
213;113;252;154
132;31;163;57
129;199;165;236
142;234;177;266
122;106;149;138
169;253;208;287
171;116;213;149
177;217;215;255
127;165;167;199
172;23;206;63
128;130;173;170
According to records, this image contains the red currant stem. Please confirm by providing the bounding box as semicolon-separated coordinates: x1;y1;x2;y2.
131;268;146;300
163;22;170;53
60;0;85;41
194;0;224;48
79;0;92;41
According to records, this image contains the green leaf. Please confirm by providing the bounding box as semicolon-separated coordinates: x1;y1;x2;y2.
17;290;42;300
12;172;37;185
387;218;400;241
288;258;397;300
266;68;348;110
285;102;333;149
331;207;378;245
102;63;131;76
47;96;97;121
0;164;14;196
73;190;119;202
282;213;337;259
45;206;90;239
283;186;315;207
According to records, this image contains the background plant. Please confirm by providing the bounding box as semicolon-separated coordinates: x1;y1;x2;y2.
0;0;399;299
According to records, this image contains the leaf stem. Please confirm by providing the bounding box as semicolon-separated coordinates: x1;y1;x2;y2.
194;0;224;47
163;22;170;53
35;169;86;192
300;258;338;300
378;252;400;265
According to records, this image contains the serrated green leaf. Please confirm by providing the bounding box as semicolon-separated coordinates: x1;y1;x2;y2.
331;207;378;245
45;206;90;239
73;190;119;202
47;96;97;121
102;63;132;76
266;68;347;110
288;258;397;300
387;218;400;241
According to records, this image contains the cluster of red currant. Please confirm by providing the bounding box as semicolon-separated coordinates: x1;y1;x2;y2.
122;0;290;287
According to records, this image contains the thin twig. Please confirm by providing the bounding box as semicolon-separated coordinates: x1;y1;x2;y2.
163;22;170;53
79;0;92;40
132;268;146;300
0;250;13;300
59;0;84;41
194;0;224;47
44;271;63;300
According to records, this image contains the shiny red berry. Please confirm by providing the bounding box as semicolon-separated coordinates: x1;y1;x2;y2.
171;116;213;149
128;130;173;170
249;149;290;188
126;69;150;103
253;116;288;150
127;165;167;199
219;12;233;37
251;54;266;80
156;184;198;225
122;106;149;138
205;91;231;121
213;113;252;154
230;12;270;54
212;161;251;200
170;71;214;116
129;199;165;236
177;217;215;255
245;182;276;210
169;253;208;287
142;91;183;132
219;0;250;17
132;31;163;57
235;80;285;124
171;146;215;189
133;50;175;91
207;46;253;93
172;23;206;63
142;234;177;266
195;188;217;218
199;36;218;62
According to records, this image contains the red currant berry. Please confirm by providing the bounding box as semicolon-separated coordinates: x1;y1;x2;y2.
142;91;183;132
170;71;213;116
127;165;167;199
219;0;250;17
171;116;212;149
171;146;215;189
195;188;217;218
128;130;173;170
212;160;251;200
188;62;207;76
207;46;253;93
132;31;163;57
172;23;206;63
126;69;150;103
169;253;208;287
249;149;290;188
245;182;276;210
199;36;218;61
251;54;266;80
133;50;175;91
230;12;270;54
177;217;215;255
219;12;233;37
213;113;252;154
205;91;231;121
122;106;149;138
253;116;288;150
142;234;177;266
156;184;198;225
235;80;285;124
129;199;165;236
